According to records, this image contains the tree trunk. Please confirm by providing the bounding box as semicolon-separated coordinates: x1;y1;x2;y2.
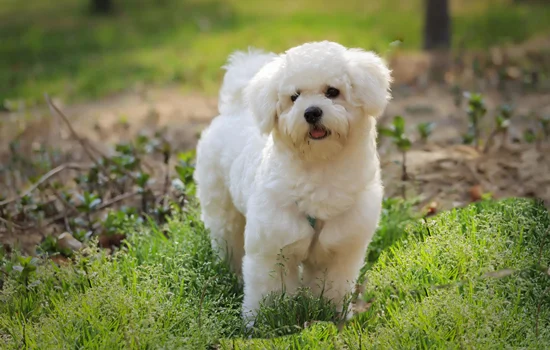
424;0;451;50
90;0;112;14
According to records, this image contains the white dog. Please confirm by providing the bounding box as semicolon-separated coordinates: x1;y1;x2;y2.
194;41;391;324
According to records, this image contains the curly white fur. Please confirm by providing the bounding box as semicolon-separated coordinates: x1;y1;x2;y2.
194;41;392;324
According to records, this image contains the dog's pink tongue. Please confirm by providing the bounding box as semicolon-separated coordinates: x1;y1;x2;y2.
310;128;327;139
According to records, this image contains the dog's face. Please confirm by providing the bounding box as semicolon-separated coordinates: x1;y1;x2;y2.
246;41;391;161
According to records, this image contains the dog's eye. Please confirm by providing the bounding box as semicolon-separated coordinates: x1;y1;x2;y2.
291;92;300;102
325;87;340;98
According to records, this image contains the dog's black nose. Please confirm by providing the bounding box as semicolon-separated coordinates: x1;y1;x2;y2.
304;106;323;124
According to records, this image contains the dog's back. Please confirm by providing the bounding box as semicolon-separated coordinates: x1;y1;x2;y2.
194;49;277;276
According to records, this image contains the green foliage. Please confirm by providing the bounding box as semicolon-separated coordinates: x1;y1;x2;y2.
462;126;476;145
251;288;345;338
1;131;193;257
417;122;435;142
463;92;487;147
524;128;537;143
76;191;102;213
360;198;550;348
2;197;548;348
0;213;243;349
175;151;196;196
483;104;514;152
495;104;513;131
379;116;411;185
11;256;38;287
540;115;550;140
379;116;411;152
36;236;73;258
135;172;150;190
102;208;141;236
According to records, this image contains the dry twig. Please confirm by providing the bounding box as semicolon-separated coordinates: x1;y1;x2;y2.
0;216;27;230
45;94;138;182
96;190;140;211
45;95;106;166
0;163;91;207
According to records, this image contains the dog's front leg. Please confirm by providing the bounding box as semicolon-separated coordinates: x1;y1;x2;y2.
240;205;313;326
303;190;382;319
241;252;301;325
302;244;366;318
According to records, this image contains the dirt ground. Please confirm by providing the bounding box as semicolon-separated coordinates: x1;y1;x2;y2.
3;82;549;200
2;46;550;252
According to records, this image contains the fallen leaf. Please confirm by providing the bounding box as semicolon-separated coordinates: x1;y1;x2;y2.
98;234;110;249
98;234;126;249
50;255;70;265
426;201;438;216
469;185;483;202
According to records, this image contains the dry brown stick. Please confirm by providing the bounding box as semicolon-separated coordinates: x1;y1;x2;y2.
45;95;139;182
45;95;105;167
17;190;144;231
483;129;499;154
0;163;91;207
0;216;27;230
96;190;140;211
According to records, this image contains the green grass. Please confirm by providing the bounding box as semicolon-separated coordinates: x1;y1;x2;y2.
1;197;549;348
2;0;550;105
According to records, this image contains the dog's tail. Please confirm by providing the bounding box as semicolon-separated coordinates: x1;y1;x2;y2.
218;48;277;116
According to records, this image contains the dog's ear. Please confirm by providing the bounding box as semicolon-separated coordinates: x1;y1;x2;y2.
345;49;392;118
245;56;283;134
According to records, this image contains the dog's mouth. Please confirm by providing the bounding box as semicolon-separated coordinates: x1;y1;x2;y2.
308;125;330;140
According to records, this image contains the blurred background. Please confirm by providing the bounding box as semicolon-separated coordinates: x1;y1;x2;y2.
1;0;550;103
1;0;550;250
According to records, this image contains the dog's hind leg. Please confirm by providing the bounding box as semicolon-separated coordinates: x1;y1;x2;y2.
199;187;246;277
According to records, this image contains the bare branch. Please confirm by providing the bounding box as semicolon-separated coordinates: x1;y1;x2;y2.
96;190;140;211
45;94;137;182
45;95;105;166
0;163;91;207
0;216;27;230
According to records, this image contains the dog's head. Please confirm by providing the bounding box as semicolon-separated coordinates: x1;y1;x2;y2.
245;41;392;161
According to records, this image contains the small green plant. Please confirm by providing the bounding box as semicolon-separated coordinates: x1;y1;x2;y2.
539;115;549;143
485;104;513;152
102;209;139;236
12;256;38;287
175;151;196;196
76;191;102;231
76;191;102;213
463;92;487;149
417;122;435;143
524;128;537;144
379;116;411;198
37;235;75;257
0;100;197;258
